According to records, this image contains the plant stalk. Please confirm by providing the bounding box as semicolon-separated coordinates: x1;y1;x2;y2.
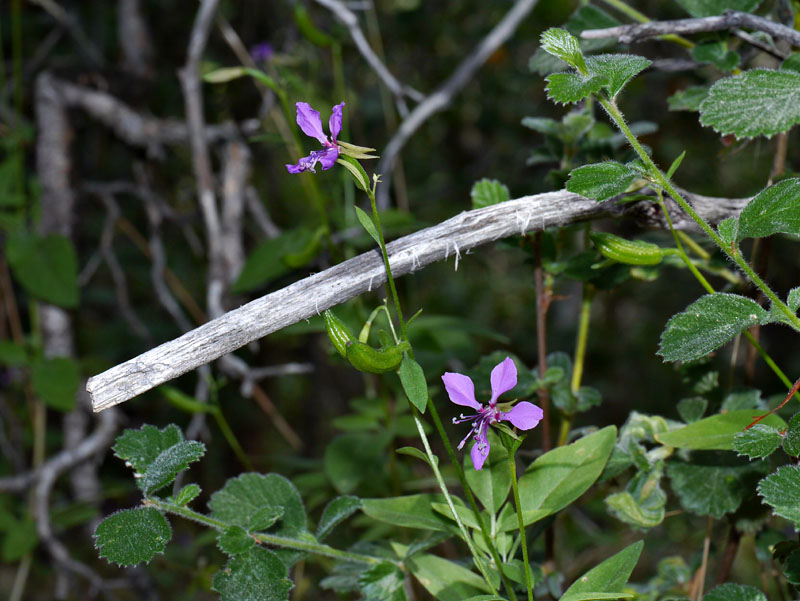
508;448;534;601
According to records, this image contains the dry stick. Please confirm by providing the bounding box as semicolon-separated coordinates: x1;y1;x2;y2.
581;10;800;47
375;0;541;209
88;188;753;411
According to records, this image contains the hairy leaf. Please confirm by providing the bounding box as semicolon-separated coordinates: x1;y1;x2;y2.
717;217;739;246
702;583;766;601
217;525;255;556
605;465;666;528
540;28;586;71
699;69;800;139
668;454;766;518
655;410;785;450
758;465;800;528
566;162;637;201
738;178;800;241
140;440;205;495
209;473;307;536
212;547;293;601
784;412;800;456
113;424;183;474
562;540;643;599
733;424;782;459
316;496;362;542
546;73;608;105
676;0;760;17
667;86;710;112
471;179;510;209
658;293;769;362
94;507;171;567
585;54;652;98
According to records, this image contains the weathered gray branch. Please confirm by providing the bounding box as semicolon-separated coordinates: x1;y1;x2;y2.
87;187;748;412
581;10;800;47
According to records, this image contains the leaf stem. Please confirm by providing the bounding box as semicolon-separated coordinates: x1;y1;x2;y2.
508;447;533;601
598;96;800;331
146;498;390;566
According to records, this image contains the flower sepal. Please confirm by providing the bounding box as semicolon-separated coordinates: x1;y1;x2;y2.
338;140;379;160
494;421;523;444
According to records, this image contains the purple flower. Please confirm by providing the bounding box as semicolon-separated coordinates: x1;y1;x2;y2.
286;102;344;174
442;357;544;470
251;42;274;63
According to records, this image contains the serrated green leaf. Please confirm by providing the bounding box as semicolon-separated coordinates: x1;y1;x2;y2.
355;206;380;245
212;547;293;601
585;54;651;98
1;516;37;562
668;454;765;518
546;73;607;105
658;293;769;362
605;465;666;528
316;496;361;541
358;562;408;601
113;424;183;473
676;0;760;17
140;440;205;495
717;217;739;246
758;465;800;528
397;355;428;413
702;582;766;601
209;473;307;536
250;507;285;531
692;41;739;71
406;553;490;601
217;525;255;556
699;69;800;139
737;178;800;241
540;28;586;72
361;494;456;532
567;162;637;201
6;232;79;307
668;86;710;112
562;540;643;599
733;424;782;459
677;397;707;423
31;356;79;412
470;179;510;209
464;431;510;515
325;432;391;494
175;483;201;506
510;427;616;530
783;412;800;456
787;287;800;313
655;410;785;450
94;507;171;567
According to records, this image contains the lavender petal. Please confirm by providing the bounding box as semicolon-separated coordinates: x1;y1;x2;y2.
329;102;345;141
499;401;543;430
295;102;328;144
489;356;517;405
442;372;481;410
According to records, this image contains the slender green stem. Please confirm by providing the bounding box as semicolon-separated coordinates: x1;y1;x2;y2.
599;0;694;48
212;408;253;471
427;400;518;601
598;96;800;332
411;410;500;596
508;450;533;601
677;230;710;260
558;284;594;447
147;498;390;566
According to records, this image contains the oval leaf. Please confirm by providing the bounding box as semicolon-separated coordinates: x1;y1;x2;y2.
658;293;769;363
567;162;636;202
140;440;205;495
562;540;643;599
398;355;428;413
94;507;171;567
655;410;786;450
738;178;800;241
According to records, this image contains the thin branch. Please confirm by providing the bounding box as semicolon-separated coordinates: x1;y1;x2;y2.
375;0;540;208
87;187;749;411
29;0;106;67
314;0;424;108
581;10;800;47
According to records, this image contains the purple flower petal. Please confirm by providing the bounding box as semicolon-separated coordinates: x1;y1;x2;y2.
295;102;328;144
489;357;517;405
442;372;481;410
470;431;490;470
329;102;344;142
286;153;319;174
317;146;340;170
499;401;543;430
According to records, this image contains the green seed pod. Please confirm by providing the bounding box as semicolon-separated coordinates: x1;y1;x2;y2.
324;310;355;358
345;341;411;374
590;232;664;266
